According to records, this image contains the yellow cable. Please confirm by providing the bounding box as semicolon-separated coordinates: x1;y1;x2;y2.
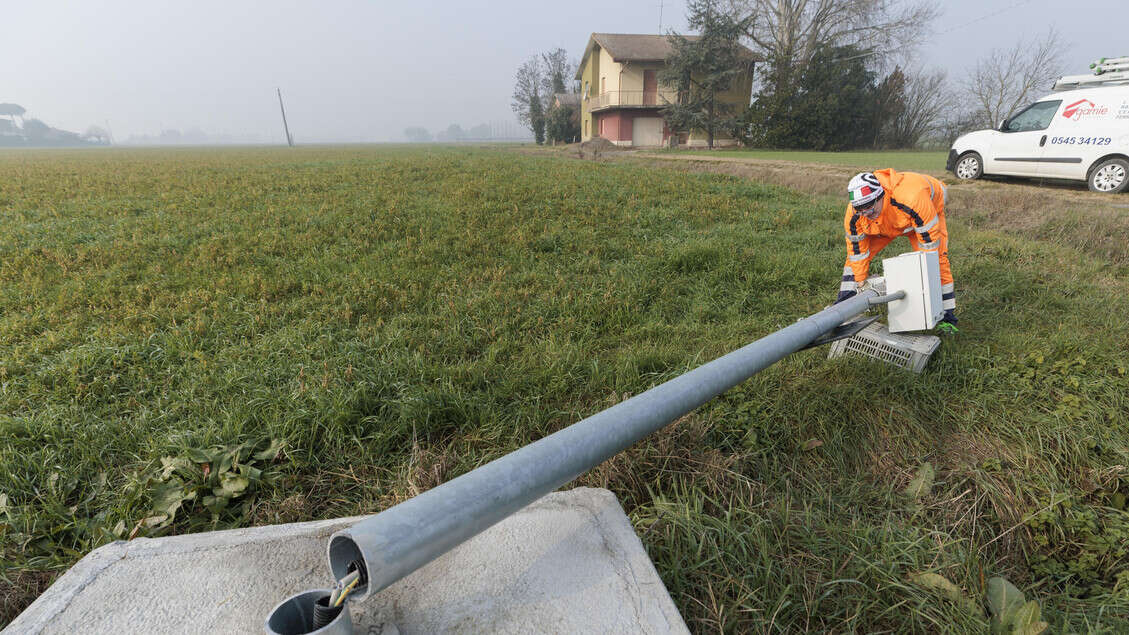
333;576;360;607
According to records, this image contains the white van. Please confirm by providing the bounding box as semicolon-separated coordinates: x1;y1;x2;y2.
947;83;1129;193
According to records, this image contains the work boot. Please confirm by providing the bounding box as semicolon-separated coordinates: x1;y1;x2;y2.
936;310;959;335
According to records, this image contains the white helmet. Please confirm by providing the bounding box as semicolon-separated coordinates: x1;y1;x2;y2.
847;172;883;208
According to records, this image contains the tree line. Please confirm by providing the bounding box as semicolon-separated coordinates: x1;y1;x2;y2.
403;121;533;143
732;0;1064;149
512;0;1066;150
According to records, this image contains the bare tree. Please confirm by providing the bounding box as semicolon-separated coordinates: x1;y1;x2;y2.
403;127;432;143
83;125;111;145
511;57;546;144
871;67;907;147
733;0;939;76
963;28;1065;130
882;69;954;148
540;48;575;97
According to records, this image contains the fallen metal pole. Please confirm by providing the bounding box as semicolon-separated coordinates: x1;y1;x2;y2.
322;289;900;602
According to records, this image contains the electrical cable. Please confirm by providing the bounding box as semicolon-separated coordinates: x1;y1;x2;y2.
333;576;361;607
327;570;360;606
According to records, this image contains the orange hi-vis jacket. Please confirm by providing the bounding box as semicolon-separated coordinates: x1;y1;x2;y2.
841;168;956;311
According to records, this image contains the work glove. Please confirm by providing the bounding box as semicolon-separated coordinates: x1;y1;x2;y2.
857;278;876;294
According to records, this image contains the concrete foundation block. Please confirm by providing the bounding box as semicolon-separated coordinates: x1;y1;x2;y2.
6;487;688;634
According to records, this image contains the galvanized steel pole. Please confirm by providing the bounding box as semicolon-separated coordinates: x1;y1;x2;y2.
324;289;895;601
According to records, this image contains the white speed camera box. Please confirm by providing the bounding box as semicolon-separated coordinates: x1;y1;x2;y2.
883;251;943;332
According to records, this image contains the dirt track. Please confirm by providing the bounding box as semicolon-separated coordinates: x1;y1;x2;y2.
518;144;1129;267
625;151;1128;211
522;144;1127;209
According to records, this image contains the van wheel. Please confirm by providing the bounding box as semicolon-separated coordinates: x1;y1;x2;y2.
1088;158;1128;193
954;152;983;180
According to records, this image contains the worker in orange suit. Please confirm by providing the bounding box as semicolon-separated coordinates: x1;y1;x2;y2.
834;170;958;333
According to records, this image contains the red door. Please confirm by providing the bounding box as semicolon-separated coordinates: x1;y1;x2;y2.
643;70;657;106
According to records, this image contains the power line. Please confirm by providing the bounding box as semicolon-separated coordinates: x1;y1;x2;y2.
827;0;1035;65
934;0;1034;38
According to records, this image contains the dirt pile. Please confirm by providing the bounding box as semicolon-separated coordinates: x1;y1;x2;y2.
578;137;625;159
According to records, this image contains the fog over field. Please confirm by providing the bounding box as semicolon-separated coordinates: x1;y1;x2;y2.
0;1;1122;142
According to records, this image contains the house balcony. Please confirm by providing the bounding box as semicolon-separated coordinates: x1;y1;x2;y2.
588;90;679;112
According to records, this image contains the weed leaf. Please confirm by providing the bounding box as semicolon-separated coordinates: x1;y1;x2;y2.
988;577;1041;634
253;439;285;462
908;572;977;613
1012;601;1049;635
150;480;190;524
903;462;935;500
219;474;250;497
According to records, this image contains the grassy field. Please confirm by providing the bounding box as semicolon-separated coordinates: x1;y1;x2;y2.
1;146;1128;631
660;148;949;173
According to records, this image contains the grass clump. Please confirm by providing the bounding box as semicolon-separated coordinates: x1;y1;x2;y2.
0;145;1127;631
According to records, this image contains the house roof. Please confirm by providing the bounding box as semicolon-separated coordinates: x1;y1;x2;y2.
575;33;761;79
553;93;581;106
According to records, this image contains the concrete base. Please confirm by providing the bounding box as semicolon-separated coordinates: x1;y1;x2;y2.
7;487;688;634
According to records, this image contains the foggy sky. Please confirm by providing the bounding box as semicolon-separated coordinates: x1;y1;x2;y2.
0;1;1121;144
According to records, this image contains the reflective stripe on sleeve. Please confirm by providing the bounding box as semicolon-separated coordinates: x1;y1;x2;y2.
847;233;865;241
943;298;956;310
843;266;854;276
840;280;857;291
848;250;870;262
941;283;954;294
914;216;939;233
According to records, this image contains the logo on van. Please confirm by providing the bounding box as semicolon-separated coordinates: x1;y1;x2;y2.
1062;99;1108;121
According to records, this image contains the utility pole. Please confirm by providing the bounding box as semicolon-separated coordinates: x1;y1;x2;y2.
277;88;293;147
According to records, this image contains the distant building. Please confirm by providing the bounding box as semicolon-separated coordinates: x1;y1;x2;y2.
552;93;581;109
575;33;759;148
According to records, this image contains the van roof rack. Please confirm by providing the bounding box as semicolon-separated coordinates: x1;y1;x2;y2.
1054;56;1129;91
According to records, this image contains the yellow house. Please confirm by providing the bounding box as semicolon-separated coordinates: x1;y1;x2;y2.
576;33;759;147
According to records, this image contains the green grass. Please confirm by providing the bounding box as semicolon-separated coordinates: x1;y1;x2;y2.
1;146;1128;632
662;148;949;173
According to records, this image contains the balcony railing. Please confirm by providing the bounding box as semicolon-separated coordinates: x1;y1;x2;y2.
589;90;679;110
